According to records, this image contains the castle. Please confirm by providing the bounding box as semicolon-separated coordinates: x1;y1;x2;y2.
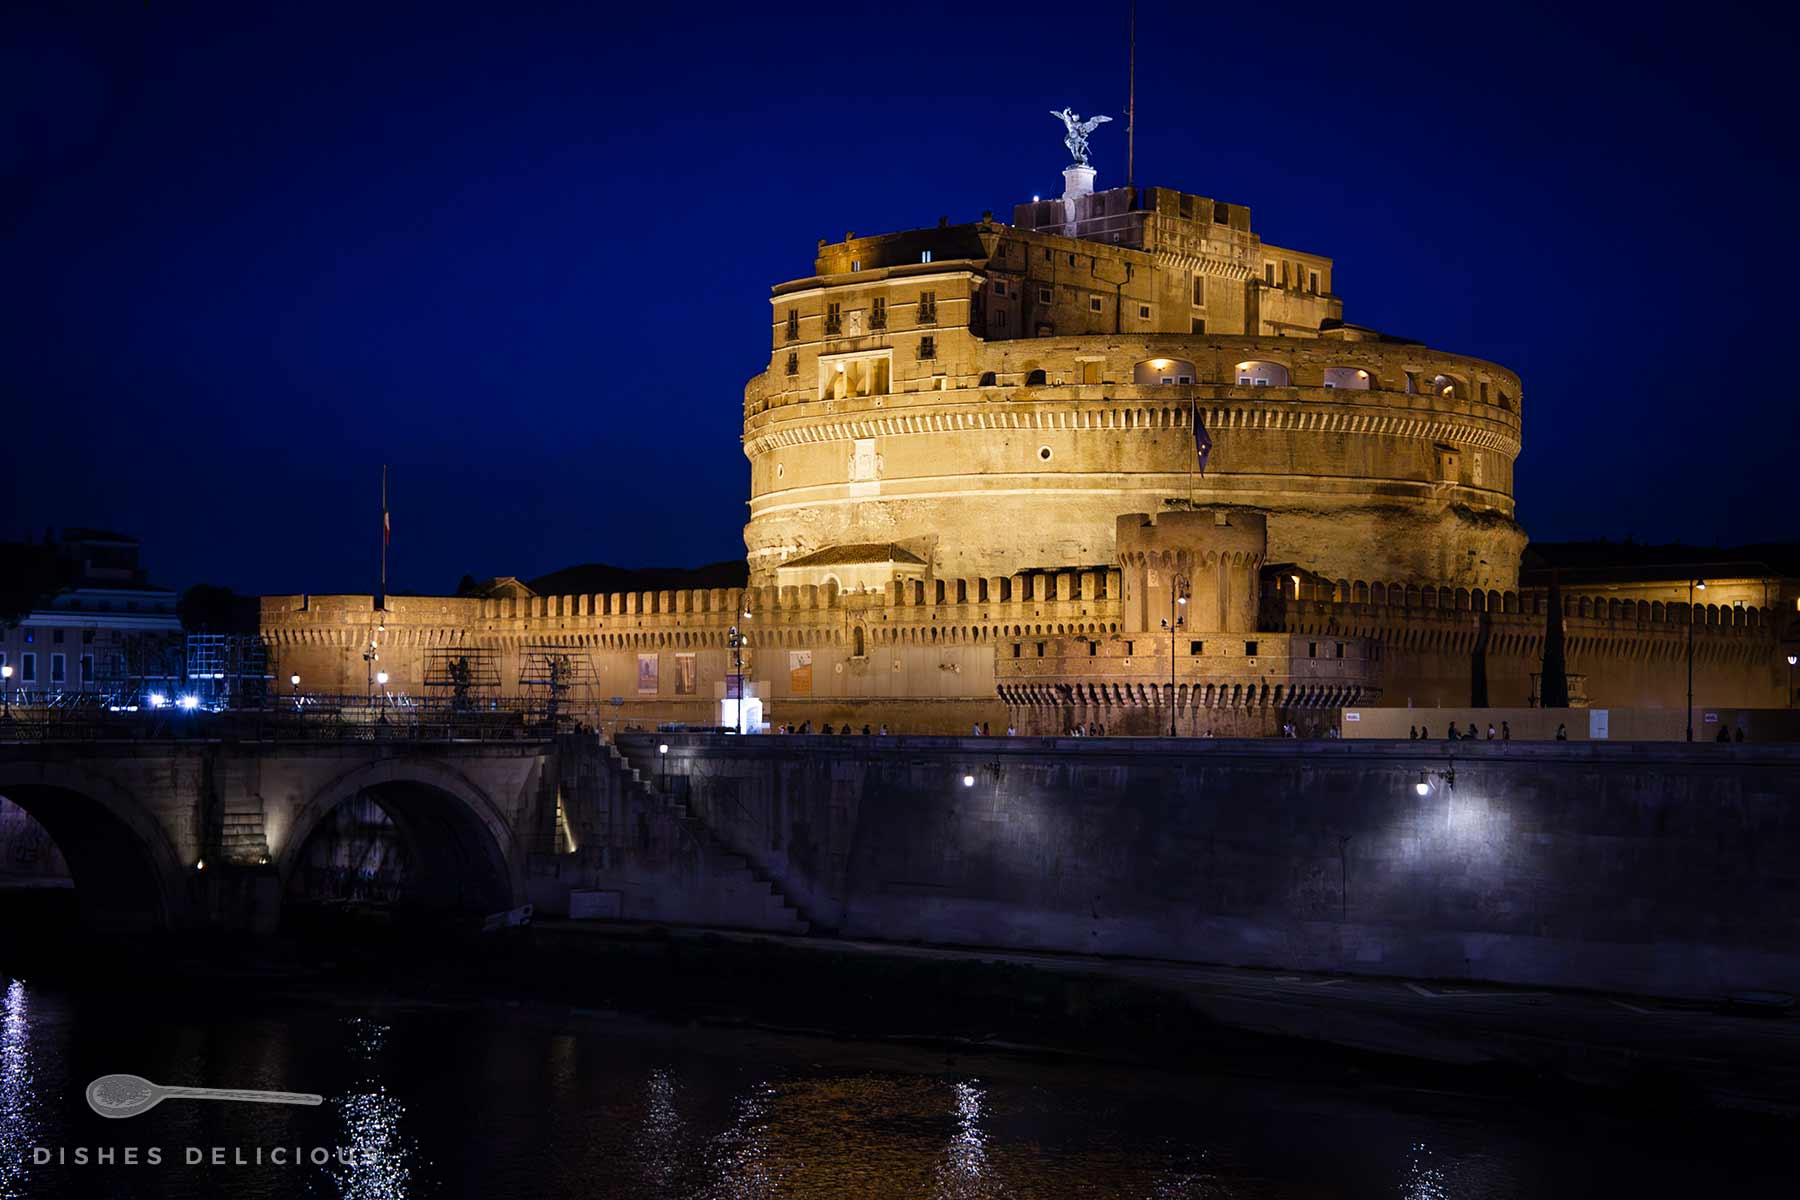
261;167;1799;735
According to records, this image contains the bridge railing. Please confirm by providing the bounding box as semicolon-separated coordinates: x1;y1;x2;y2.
0;693;572;743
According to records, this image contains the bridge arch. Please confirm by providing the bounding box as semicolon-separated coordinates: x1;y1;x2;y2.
275;756;521;916
0;759;189;932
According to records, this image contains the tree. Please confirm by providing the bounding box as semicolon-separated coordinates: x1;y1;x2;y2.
0;541;64;630
1539;575;1570;708
179;584;255;634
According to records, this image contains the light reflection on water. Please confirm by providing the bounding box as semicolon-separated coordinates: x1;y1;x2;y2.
326;1019;417;1200
0;980;1787;1199
0;981;37;1200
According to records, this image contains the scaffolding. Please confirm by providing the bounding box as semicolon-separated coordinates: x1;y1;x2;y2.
518;645;597;725
422;647;503;712
182;634;274;710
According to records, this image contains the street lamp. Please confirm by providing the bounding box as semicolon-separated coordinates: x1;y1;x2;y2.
1;664;11;718
376;670;389;722
659;741;669;789
1787;653;1797;709
1686;579;1706;742
1159;573;1189;737
729;608;752;734
289;673;301;711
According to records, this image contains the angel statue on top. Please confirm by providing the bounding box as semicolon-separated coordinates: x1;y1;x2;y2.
1050;108;1112;167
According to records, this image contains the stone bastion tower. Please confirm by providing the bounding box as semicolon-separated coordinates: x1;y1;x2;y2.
743;167;1526;595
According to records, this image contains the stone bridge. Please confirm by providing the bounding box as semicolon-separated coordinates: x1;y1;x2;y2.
0;735;575;933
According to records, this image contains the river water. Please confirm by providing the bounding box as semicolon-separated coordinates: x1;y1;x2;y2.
0;974;1788;1198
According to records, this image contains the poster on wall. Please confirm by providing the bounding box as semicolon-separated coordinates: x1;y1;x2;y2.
1588;709;1609;740
636;653;659;694
674;653;696;695
788;649;813;697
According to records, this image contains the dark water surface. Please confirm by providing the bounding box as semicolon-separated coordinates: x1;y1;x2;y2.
0;974;1790;1199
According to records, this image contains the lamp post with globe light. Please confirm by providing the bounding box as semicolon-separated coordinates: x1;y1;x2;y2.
1686;579;1706;742
1;663;11;719
1787;653;1797;709
1158;573;1189;737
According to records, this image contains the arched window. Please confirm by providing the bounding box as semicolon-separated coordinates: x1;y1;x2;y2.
1233;360;1289;387
853;626;866;657
1432;373;1466;400
1024;369;1048;386
1321;366;1373;390
1132;358;1197;384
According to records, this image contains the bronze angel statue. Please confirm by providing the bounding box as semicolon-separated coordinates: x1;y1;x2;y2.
1050;108;1112;167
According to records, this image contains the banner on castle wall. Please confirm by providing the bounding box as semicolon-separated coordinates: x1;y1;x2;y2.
636;653;658;694
674;653;696;695
788;650;813;697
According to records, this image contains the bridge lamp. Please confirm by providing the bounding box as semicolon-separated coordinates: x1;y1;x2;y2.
195;859;206;872
1787;654;1797;709
148;692;166;709
1;663;10;718
290;673;300;687
376;671;388;686
1414;773;1430;797
962;774;976;788
177;694;199;711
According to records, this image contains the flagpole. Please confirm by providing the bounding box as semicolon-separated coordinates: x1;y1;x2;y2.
380;464;388;610
1188;398;1195;508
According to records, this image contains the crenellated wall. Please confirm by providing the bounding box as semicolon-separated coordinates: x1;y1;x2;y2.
261;561;1788;735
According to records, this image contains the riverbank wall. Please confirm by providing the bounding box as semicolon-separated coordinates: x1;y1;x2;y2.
545;735;1800;1001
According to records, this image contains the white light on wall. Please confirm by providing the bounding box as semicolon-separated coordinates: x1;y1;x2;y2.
962;774;975;788
1414;773;1430;797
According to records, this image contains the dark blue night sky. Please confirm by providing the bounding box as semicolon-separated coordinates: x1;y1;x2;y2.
3;1;1794;596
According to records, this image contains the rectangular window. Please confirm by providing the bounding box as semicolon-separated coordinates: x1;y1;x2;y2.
1213;201;1230;223
1138;305;1151;319
917;291;936;323
990;307;1006;326
1080;361;1102;384
81;654;94;682
849;259;861;272
1124;640;1134;657
1264;262;1275;284
51;653;65;682
22;653;35;682
1012;643;1022;658
1088;296;1102;312
82;629;95;644
1335;642;1346;658
921;250;932;263
1253;378;1270;387
1191;318;1206;334
1038;286;1052;303
1244;641;1259;657
785;310;799;341
824;302;842;335
1308;642;1317;658
1035;642;1045;657
22;631;32;643
784;352;798;376
1192;275;1206;306
1479;381;1490;404
993;280;1007;297
1189;640;1203;655
1088;642;1098;657
1308;270;1320;293
52;629;65;644
917;336;936;360
871;296;887;329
